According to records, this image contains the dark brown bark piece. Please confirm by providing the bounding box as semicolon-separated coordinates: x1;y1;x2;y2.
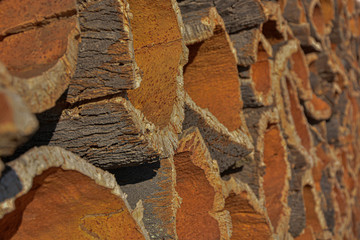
183;93;253;174
290;47;313;101
111;158;177;240
66;0;141;103
178;0;267;34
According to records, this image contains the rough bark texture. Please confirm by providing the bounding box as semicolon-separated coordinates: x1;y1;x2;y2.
1;0;360;239
66;0;141;103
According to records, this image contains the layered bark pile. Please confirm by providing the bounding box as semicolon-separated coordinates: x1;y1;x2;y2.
1;0;360;239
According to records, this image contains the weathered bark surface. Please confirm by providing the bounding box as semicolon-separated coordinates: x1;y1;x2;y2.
0;88;38;157
0;146;149;239
0;0;80;113
23;95;176;168
111;158;178;240
66;0;141;103
178;0;266;34
183;94;253;174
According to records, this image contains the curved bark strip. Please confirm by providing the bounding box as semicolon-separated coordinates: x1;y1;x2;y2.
223;178;274;240
111;157;178;240
244;107;292;235
0;146;149;240
0;88;38;157
0;0;80;113
290;46;313;101
174;127;231;240
284;75;314;154
66;0;141;103
183;93;253;174
181;7;244;132
248;37;274;107
304;93;332;121
295;184;329;239
302;0;332;40
242;107;279;197
271;41;311;237
262;124;291;235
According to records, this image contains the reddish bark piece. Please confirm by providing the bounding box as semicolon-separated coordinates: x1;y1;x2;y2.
0;0;79;113
223;179;273;240
245;37;274;107
0;88;38;156
242;107;278;197
182;7;243;132
174;127;230;240
180;7;253;174
232;26;274;107
126;0;186;129
338;149;356;193
290;47;312;101
296;185;325;239
319;0;335;25
285;76;314;153
262;124;291;234
333;182;350;236
0;146;149;239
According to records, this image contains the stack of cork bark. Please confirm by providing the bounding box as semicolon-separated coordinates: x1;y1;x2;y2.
0;0;360;239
